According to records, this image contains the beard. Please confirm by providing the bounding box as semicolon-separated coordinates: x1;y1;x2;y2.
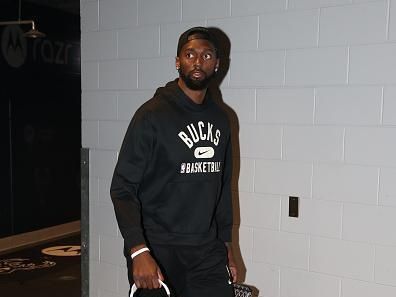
179;67;216;90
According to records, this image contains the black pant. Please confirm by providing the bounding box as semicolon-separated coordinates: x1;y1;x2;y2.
149;240;234;297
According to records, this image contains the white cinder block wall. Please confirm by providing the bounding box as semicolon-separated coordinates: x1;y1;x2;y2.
81;0;396;296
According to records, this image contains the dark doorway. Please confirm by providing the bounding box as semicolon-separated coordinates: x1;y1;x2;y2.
0;0;81;237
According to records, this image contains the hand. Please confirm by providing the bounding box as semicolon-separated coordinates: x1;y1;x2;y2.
131;247;164;289
226;243;238;283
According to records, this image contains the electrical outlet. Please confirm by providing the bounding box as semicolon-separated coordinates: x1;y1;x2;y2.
289;196;299;218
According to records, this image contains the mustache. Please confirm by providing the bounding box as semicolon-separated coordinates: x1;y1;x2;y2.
189;68;205;75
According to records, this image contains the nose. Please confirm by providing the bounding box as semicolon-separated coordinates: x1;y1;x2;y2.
194;55;203;67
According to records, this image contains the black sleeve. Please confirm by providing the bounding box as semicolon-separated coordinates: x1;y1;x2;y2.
215;134;233;243
110;110;153;253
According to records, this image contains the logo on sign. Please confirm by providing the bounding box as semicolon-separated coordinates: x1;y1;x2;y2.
1;25;27;68
0;258;56;274
41;245;81;257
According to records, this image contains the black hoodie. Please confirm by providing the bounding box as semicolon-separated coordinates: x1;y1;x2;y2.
110;79;233;252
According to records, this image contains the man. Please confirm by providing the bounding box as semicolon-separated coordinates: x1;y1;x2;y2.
110;27;237;297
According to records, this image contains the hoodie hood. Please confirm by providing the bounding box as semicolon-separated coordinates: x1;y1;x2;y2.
153;79;212;112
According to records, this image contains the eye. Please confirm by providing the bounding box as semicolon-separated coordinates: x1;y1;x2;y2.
186;52;194;59
203;53;212;60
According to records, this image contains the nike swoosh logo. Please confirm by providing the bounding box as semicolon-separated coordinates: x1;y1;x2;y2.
198;150;210;156
194;147;214;159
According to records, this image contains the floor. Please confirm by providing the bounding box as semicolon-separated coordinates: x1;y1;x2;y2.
0;234;81;297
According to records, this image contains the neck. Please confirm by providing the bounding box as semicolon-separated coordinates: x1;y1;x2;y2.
178;78;207;104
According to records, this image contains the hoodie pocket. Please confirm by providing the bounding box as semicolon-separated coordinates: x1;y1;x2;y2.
155;180;218;234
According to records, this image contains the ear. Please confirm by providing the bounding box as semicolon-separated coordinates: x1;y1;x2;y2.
215;59;220;70
175;57;180;69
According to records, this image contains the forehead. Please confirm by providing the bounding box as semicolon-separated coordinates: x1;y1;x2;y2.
179;38;216;54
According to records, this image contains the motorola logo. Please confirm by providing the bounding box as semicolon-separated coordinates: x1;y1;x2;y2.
1;25;27;68
41;245;81;257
